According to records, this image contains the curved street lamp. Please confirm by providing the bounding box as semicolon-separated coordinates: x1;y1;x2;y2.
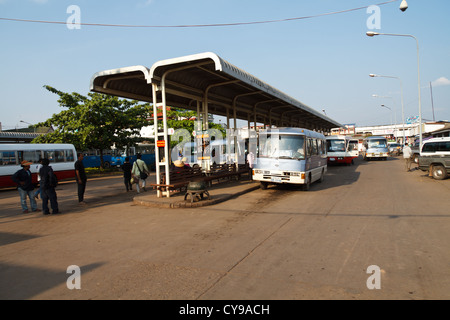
20;120;35;133
366;31;422;149
380;104;394;128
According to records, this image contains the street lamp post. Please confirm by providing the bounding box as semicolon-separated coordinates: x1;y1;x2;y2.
380;104;394;131
374;96;398;139
370;74;405;144
366;31;422;149
20;120;35;133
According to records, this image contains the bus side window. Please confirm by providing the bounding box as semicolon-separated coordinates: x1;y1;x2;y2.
65;150;74;162
55;150;65;162
306;138;313;156
44;150;55;162
312;139;318;155
0;151;17;165
319;139;325;155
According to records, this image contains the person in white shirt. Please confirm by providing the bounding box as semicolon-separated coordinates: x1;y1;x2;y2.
132;154;149;193
402;142;413;172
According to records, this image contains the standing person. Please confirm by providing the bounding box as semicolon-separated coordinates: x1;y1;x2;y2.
403;142;413;172
39;158;60;215
74;153;87;204
121;157;133;192
132;154;149;193
11;160;40;214
247;151;255;179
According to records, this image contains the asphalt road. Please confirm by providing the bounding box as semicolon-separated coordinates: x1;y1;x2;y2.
1;156;449;300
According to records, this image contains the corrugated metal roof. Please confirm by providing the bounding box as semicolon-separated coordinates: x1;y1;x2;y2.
0;132;42;143
90;52;341;131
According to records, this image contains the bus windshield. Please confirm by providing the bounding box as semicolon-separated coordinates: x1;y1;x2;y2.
368;139;387;149
326;140;346;153
259;134;305;160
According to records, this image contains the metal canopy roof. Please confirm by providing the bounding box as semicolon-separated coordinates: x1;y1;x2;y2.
90;52;341;131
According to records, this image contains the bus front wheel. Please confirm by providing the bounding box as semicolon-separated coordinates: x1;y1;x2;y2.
302;175;311;191
260;182;268;190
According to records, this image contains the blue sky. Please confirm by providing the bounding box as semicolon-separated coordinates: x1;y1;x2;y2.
1;0;449;130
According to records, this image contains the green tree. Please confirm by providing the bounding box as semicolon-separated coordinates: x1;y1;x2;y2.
33;85;150;167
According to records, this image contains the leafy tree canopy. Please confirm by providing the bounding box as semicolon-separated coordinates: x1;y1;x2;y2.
33;85;150;154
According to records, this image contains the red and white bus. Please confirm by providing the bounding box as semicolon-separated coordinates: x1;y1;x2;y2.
0;144;77;188
326;136;359;165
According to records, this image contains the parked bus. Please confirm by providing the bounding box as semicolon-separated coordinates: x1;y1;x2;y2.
177;139;245;169
82;152;124;169
252;128;327;190
362;136;389;160
326;135;359;165
82;143;156;170
0;143;77;188
127;143;156;170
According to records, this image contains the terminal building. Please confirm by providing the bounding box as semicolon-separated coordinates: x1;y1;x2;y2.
331;121;450;144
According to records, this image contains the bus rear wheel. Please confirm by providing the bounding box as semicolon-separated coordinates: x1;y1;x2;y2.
318;169;324;183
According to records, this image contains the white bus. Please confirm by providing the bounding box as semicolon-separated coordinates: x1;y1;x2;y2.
0;144;77;188
326;135;359;165
177;138;245;169
252;128;327;190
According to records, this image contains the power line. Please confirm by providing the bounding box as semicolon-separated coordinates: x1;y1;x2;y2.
0;0;399;28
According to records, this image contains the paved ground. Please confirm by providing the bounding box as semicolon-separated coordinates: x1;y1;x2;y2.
1;156;449;300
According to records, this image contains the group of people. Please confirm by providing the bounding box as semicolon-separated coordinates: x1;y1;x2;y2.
12;158;60;215
121;154;150;193
12;152;88;215
13;151;154;213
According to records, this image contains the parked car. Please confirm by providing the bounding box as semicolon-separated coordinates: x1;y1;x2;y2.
418;137;450;180
418;155;450;180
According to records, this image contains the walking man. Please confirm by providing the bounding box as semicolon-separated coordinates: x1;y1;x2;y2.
132;154;149;193
403;142;413;172
11;160;40;213
75;153;87;204
39;158;60;215
121;157;133;192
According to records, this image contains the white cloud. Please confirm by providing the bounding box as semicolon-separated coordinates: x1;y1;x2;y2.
432;77;450;87
138;0;154;7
